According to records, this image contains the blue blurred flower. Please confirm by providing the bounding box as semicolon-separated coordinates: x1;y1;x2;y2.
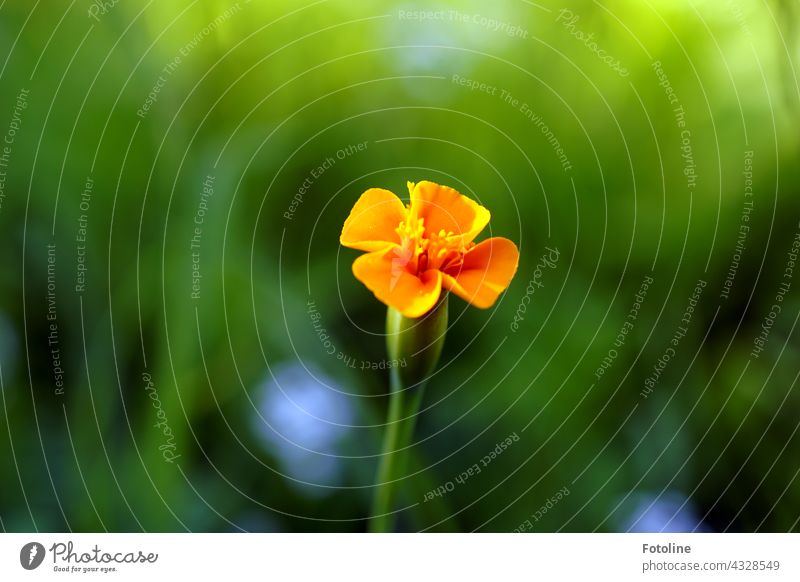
252;363;355;496
624;491;709;532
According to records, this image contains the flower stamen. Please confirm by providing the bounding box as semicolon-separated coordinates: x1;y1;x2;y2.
393;217;473;274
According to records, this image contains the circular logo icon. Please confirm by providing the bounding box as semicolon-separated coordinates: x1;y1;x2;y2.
20;542;45;570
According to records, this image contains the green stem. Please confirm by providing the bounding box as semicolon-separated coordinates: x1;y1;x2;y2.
369;370;424;533
369;294;448;532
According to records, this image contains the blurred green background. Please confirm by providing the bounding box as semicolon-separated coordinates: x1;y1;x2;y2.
0;0;799;532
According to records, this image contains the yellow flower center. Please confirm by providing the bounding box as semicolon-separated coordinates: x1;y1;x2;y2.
394;215;472;275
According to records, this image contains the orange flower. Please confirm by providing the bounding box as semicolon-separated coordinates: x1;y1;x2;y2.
340;181;520;318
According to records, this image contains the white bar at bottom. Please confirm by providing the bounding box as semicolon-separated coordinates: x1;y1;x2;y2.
0;533;797;581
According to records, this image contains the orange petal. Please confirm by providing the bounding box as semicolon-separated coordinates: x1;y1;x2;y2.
408;181;490;243
340;188;407;252
352;249;443;318
441;237;519;308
